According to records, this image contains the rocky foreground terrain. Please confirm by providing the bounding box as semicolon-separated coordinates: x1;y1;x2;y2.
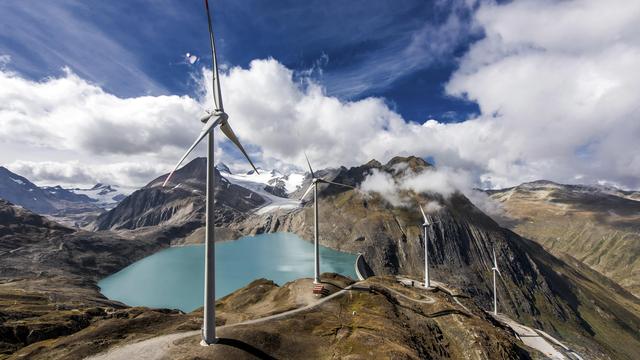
487;180;640;297
11;274;539;360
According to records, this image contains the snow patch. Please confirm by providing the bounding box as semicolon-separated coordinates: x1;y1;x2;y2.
223;169;305;215
10;177;25;185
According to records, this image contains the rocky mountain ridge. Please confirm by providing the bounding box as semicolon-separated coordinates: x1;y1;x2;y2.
90;158;266;232
0;166;131;227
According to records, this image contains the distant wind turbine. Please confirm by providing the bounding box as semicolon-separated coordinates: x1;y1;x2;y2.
491;247;501;315
162;0;259;346
419;204;433;288
300;153;354;284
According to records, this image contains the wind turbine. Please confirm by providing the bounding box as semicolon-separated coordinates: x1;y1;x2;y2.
299;153;354;284
491;247;501;315
418;204;433;288
162;0;259;346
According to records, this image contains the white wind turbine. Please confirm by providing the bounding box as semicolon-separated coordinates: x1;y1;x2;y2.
491;247;501;315
418;204;433;288
299;153;355;284
162;0;259;346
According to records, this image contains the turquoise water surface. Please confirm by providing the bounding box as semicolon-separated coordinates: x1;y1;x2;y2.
98;232;357;311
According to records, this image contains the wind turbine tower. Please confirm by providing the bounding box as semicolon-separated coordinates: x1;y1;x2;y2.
163;0;259;345
491;247;501;315
300;153;354;284
419;204;432;288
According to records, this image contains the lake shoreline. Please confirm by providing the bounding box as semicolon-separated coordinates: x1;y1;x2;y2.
98;232;358;311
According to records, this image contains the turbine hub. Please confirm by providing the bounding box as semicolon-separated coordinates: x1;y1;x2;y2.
215;110;228;121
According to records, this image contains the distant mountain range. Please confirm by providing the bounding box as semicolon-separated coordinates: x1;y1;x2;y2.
0;166;131;227
487;179;640;297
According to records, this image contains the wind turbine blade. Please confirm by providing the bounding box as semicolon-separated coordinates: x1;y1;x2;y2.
300;183;314;201
419;204;429;223
219;120;259;174
493;248;498;268
318;179;355;189
162;115;222;187
204;0;223;111
304;151;315;179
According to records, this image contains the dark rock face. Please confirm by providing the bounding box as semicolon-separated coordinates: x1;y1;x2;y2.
91;158;266;231
264;177;287;198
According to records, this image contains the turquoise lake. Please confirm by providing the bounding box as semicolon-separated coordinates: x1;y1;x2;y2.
98;232;357;312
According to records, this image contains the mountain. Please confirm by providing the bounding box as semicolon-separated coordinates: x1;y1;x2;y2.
486;180;640;298
216;162;305;197
0;166;132;228
90;158;267;233
66;183;130;209
0;198;538;359
91;158;305;235
0;166;60;214
226;156;640;359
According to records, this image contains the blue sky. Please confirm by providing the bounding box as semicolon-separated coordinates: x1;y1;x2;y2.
0;0;479;123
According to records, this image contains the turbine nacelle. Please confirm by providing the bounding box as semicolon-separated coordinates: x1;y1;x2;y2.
419;204;432;227
492;248;501;274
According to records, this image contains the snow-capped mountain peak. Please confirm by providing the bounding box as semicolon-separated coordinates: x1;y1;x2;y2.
219;166;306;215
69;183;130;209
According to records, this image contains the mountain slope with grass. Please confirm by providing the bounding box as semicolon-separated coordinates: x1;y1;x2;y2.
486;180;640;297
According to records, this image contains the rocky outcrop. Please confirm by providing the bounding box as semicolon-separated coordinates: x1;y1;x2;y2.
263;177;287;197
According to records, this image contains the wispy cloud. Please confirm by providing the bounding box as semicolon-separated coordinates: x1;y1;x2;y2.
319;1;478;98
0;1;166;95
